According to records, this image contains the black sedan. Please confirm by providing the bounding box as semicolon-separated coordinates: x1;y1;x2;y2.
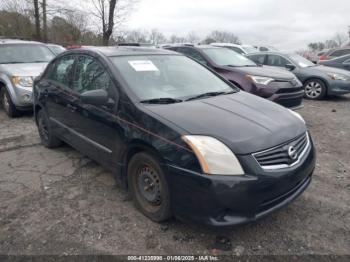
33;47;316;226
319;54;350;71
247;51;350;100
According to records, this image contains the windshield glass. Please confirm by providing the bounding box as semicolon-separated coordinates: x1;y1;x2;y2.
202;48;257;67
289;54;315;68
0;44;54;64
111;55;236;101
242;46;258;53
48;45;66;55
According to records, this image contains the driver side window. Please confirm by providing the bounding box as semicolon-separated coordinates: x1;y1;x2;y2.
73;55;112;94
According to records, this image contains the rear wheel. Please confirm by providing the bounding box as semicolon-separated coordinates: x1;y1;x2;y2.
37;109;62;148
1;88;19;117
304;79;326;100
128;152;172;222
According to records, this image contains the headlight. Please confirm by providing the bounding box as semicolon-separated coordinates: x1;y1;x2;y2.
12;76;34;87
246;75;274;85
182;135;244;175
289;109;305;124
327;73;349;81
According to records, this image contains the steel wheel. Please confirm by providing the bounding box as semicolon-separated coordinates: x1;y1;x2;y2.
128;152;172;222
36;110;62;148
304;79;326;100
37;112;50;142
137;165;162;206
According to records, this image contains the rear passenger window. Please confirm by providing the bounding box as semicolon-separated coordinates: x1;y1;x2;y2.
49;55;75;88
249;55;265;64
332;49;350;57
267;55;289;67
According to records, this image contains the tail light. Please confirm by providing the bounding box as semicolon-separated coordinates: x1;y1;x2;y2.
319;55;328;61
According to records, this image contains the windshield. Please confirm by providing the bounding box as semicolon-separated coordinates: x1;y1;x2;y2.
48;45;66;55
202;48;257;67
242;46;258;53
111;55;236;101
289;54;315;68
0;44;54;64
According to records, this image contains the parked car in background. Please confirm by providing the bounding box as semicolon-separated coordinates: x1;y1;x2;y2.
319;54;350;71
34;47;315;226
117;43;156;48
247;51;350;100
210;43;257;55
254;45;279;52
165;45;304;109
0;39;55;117
319;46;350;62
46;44;66;55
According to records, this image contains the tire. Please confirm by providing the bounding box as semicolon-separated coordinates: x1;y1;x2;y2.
36;109;62;148
304;79;327;100
1;88;19;117
127;152;172;222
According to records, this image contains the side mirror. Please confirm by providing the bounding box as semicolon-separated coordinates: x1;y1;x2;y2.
80;89;109;106
285;64;296;71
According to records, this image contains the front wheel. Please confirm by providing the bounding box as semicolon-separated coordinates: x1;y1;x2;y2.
37;109;62;148
128;152;172;222
304;79;326;100
1;88;19;117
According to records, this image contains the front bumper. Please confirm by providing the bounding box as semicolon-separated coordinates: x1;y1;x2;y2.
9;84;33;107
254;81;304;110
166;137;316;227
328;80;350;95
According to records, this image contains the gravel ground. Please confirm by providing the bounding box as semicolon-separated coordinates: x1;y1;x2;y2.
0;96;349;256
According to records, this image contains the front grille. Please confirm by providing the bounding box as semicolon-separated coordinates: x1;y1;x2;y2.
276;87;303;94
276;97;303;109
253;132;310;170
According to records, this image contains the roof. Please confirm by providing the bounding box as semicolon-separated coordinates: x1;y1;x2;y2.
247;51;292;56
0;39;44;45
70;46;178;57
165;44;219;50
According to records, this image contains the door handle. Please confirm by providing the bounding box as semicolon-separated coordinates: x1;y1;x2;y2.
67;104;77;112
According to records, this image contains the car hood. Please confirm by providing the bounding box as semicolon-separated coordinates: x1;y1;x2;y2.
146;92;306;155
304;65;350;76
222;65;295;80
0;63;48;77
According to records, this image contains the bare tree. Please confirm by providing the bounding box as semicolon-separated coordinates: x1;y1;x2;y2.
42;0;48;42
91;0;135;45
125;29;148;43
148;29;166;45
186;31;200;44
33;0;41;41
206;30;241;44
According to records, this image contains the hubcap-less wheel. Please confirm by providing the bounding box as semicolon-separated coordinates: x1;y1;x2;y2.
305;81;322;99
38;114;49;142
2;91;10;113
137;165;162;206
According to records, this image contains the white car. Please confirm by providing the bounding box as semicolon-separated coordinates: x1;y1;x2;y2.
210;43;257;55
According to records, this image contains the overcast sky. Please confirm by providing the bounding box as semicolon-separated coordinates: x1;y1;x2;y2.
126;0;350;51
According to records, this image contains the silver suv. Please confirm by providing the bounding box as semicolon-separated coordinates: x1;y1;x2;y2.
0;39;55;117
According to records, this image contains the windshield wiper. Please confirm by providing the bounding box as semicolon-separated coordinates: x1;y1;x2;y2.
140;97;183;104
186;91;235;101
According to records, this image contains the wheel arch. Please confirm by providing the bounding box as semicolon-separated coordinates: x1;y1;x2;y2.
120;139;167;190
303;77;329;91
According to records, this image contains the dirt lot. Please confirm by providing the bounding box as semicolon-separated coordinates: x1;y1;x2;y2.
0;96;349;256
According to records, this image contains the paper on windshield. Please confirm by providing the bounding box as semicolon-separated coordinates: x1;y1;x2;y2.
128;60;159;71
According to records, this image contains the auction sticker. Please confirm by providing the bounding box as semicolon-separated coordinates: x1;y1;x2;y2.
128;60;159;71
